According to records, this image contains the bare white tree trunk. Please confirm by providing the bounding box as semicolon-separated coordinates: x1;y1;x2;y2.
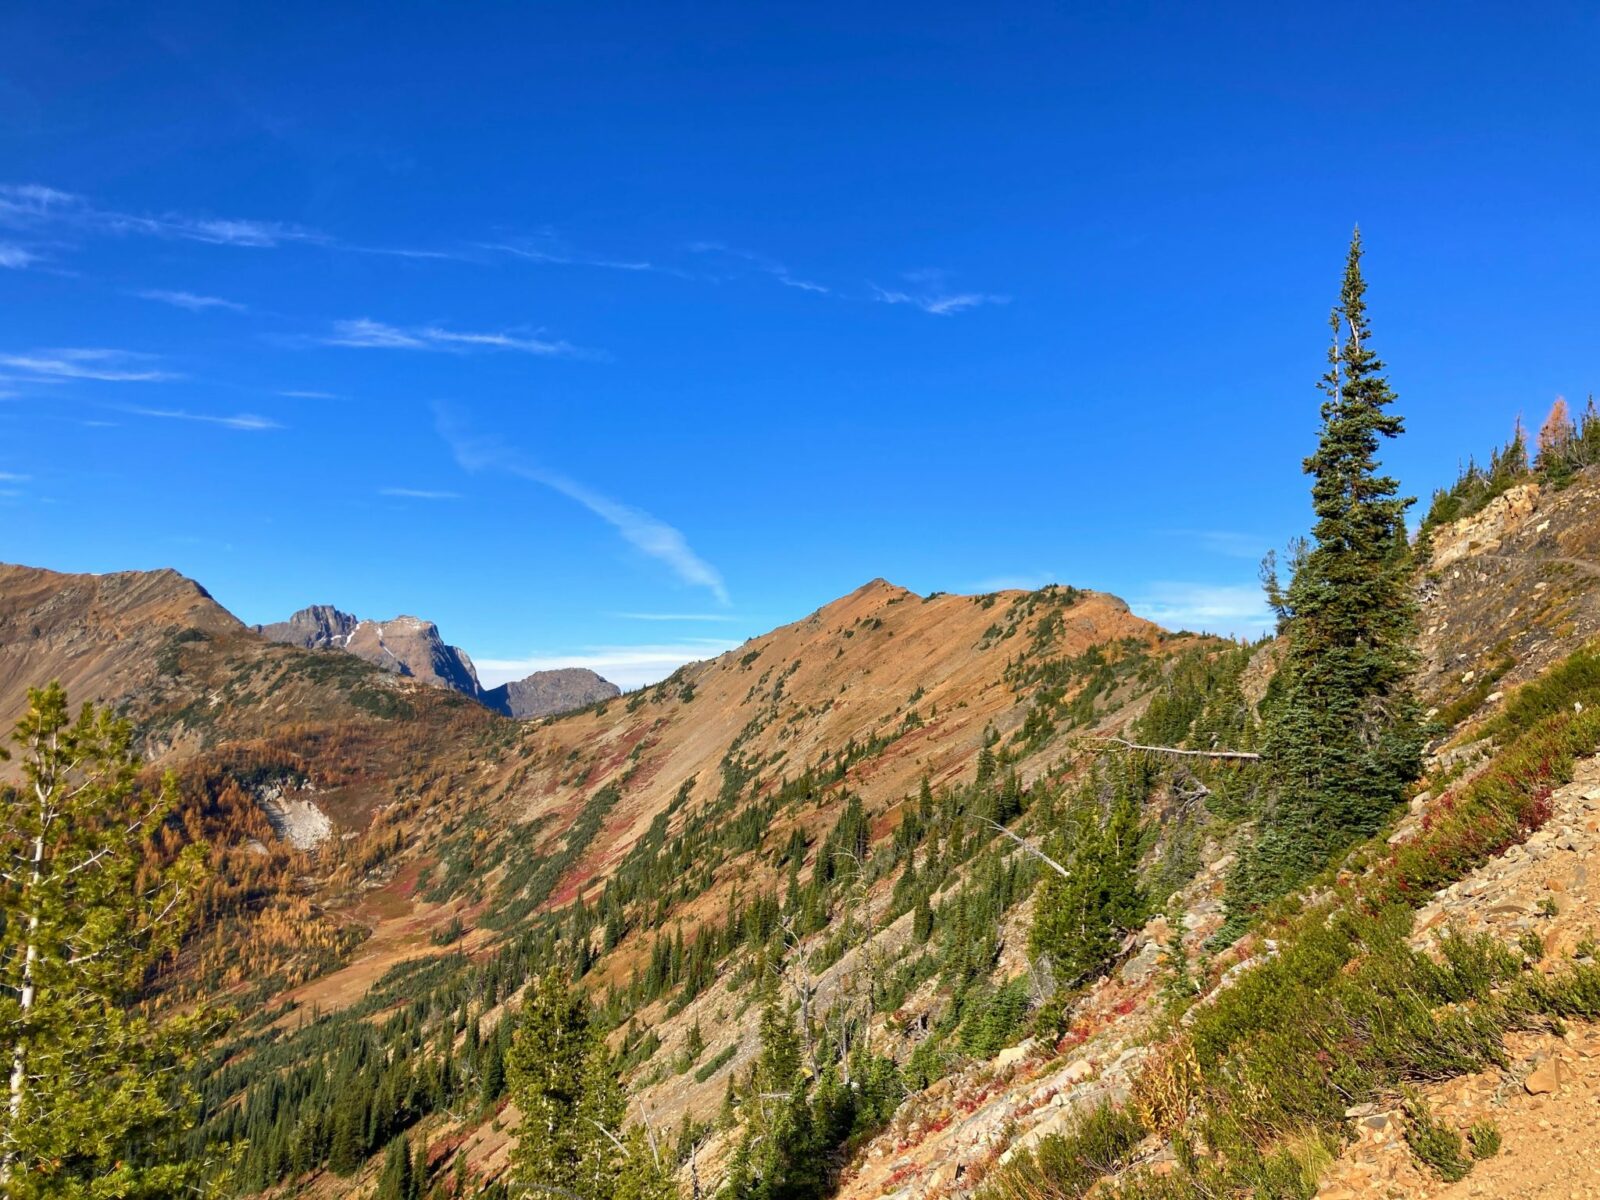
2;832;43;1187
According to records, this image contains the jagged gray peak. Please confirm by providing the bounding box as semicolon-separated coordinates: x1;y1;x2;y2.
254;607;481;698
252;605;618;718
254;604;359;651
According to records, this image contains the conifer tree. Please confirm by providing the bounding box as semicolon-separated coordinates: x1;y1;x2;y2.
1247;230;1423;903
329;1104;367;1176
613;1127;677;1200
576;1041;625;1198
0;684;225;1199
376;1135;422;1200
506;970;593;1196
479;1022;507;1109
1028;773;1145;988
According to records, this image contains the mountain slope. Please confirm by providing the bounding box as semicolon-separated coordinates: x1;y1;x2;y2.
0;562;242;733
42;507;1600;1198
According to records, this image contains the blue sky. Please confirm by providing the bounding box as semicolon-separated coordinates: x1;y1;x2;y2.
2;3;1596;688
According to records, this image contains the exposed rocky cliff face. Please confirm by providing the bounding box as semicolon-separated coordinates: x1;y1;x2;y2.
255;606;485;697
254;605;619;717
253;604;358;651
482;666;619;718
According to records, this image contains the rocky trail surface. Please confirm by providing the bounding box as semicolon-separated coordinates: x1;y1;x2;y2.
1316;755;1600;1199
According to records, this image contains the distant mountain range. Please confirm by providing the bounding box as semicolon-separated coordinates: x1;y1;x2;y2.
253;604;618;718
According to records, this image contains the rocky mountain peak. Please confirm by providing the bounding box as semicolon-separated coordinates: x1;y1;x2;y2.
253;604;359;651
482;667;620;719
252;603;619;718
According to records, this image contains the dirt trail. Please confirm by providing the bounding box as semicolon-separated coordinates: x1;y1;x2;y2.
1482;552;1600;580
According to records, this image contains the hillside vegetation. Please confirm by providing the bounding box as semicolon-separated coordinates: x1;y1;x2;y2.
4;240;1600;1200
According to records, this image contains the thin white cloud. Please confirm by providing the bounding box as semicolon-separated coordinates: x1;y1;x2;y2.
341;243;468;262
322;318;427;349
0;182;457;260
0;243;37;269
689;241;831;295
0;472;29;482
0;349;177;383
440;409;730;605
613;611;742;623
126;407;281;431
476;640;737;691
1130;582;1274;637
870;281;1010;316
322;318;586;358
0;183;322;249
135;289;246;312
485;238;676;276
379;487;460;500
278;389;341;399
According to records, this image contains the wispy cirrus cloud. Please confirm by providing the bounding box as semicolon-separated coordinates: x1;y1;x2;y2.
0;183;459;262
0;243;38;269
476;640;738;691
1168;529;1271;560
0;348;177;383
321;318;589;358
689;241;831;295
0;183;322;249
278;389;341;400
126;407;281;431
379;486;460;500
1130;582;1274;638
870;268;1009;315
135;288;246;312
484;234;684;277
439;407;729;604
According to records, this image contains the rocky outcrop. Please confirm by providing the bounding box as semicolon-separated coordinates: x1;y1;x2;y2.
483;668;620;719
341;616;484;697
255;607;485;699
254;605;620;718
253;604;358;651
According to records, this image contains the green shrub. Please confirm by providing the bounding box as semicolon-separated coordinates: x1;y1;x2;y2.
984;1102;1146;1200
1467;1119;1501;1159
693;1044;737;1084
1487;641;1600;741
1403;1096;1472;1182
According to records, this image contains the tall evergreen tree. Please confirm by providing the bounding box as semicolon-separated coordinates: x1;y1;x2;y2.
576;1040;626;1199
614;1127;678;1200
1028;770;1145;988
0;684;225;1199
506;970;597;1197
1247;230;1423;903
376;1135;422;1200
